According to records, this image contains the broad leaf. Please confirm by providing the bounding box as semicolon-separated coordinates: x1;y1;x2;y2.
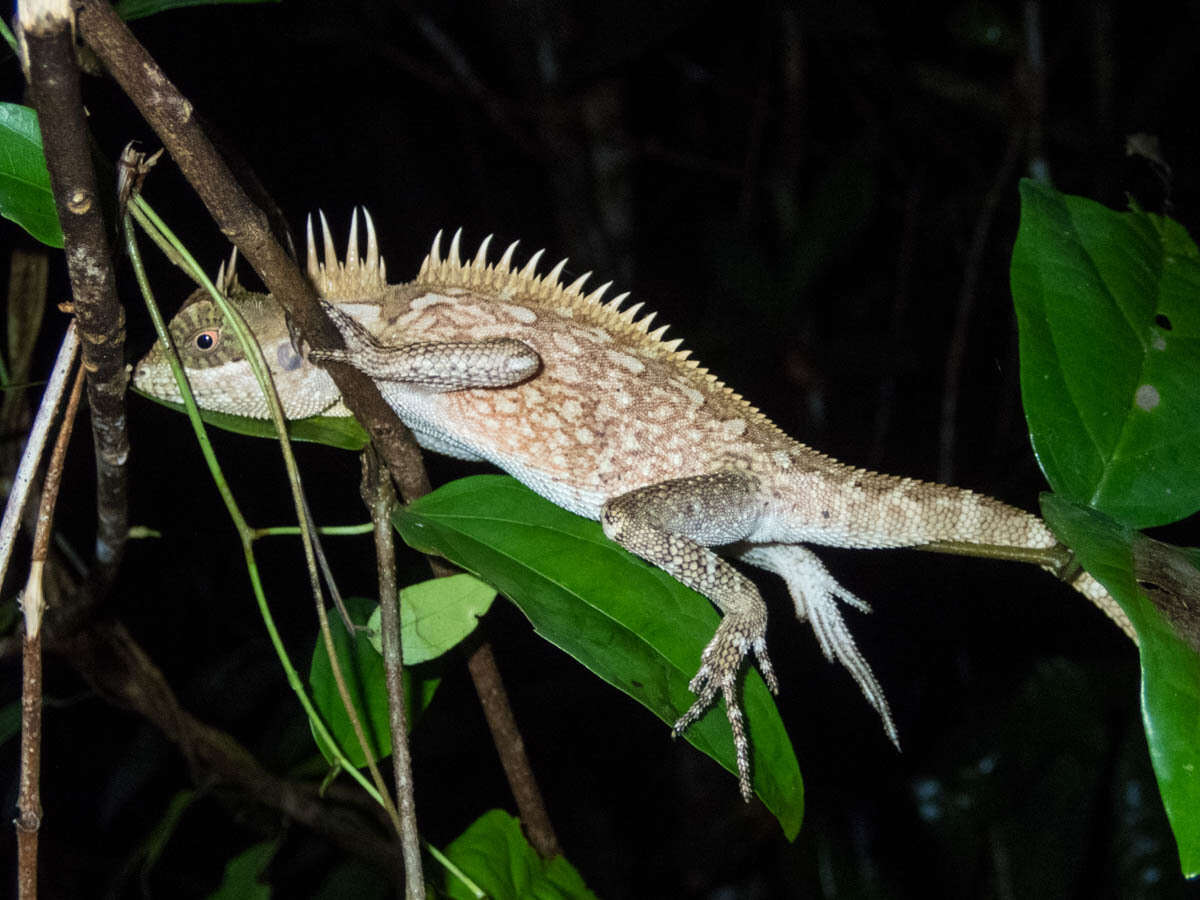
443;809;597;900
0;103;62;248
393;474;804;839
134;388;369;450
366;573;496;665
309;596;439;768
1041;493;1200;876
0;699;19;748
116;0;279;22
1011;179;1200;528
207;840;276;900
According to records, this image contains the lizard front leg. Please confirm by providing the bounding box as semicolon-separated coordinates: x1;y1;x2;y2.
600;470;776;801
311;299;541;391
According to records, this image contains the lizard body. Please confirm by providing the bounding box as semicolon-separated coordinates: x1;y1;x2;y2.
134;210;1136;800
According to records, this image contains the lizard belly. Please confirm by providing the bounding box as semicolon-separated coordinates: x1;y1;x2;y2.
376;375;756;522
374;381;612;519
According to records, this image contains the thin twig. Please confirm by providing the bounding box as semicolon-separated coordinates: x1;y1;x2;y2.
1;249;49;444
467;643;561;858
75;0;430;493
0;322;79;603
76;0;560;856
55;619;403;879
870;180;920;465
936;129;1023;484
355;368;561;855
408;12;538;155
736;8;773;222
125;201;400;826
916;538;1070;571
362;447;425;898
16;359;86;900
1022;1;1049;183
15;614;42;900
376;435;561;856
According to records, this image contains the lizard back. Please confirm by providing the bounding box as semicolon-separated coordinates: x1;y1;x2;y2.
337;230;826;518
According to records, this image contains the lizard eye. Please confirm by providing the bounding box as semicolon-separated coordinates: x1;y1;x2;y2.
194;329;219;351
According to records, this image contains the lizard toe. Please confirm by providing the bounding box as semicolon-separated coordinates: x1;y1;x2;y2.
673;673;718;735
718;678;753;802
753;637;779;694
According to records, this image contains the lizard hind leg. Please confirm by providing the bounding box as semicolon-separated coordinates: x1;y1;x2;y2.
600;470;775;802
738;544;899;749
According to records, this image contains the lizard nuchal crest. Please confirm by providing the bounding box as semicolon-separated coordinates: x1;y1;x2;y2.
134;209;1137;802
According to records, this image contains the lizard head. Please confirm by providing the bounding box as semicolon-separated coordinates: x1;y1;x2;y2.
133;284;350;420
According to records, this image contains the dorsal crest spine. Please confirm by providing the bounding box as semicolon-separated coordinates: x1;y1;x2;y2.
413;226;787;436
305;215;786;438
415;228;684;353
306;207;389;299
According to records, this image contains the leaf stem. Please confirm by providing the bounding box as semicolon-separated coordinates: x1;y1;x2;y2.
125;201;394;816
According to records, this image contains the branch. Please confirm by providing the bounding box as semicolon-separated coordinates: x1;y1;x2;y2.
362;448;425;898
54;617;403;877
75;0;560;857
935;129;1022;484
20;0;129;584
466;642;561;858
74;0;431;492
16;359;85;900
0;322;79;608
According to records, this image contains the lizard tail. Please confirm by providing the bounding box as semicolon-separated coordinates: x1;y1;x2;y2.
903;487;1138;645
1068;569;1138;645
926;488;1138;644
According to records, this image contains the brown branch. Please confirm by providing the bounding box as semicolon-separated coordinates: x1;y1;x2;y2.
74;0;428;493
16;359;86;899
466;642;561;857
1;249;49;448
870;180;920;465
384;447;561;857
0;322;80;608
54;617;403;877
371;417;560;856
75;0;560;859
21;1;129;587
15;623;42;900
936;129;1022;484
361;448;425;898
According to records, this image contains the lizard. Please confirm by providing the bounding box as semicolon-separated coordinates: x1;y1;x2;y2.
133;209;1138;801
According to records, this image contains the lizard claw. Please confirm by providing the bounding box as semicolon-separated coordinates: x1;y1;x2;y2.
752;635;779;694
672;616;767;802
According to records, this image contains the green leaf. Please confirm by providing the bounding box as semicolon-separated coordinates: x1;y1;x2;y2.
310;859;390;900
443;809;598;900
366;573;496;665
394;475;804;839
0;103;63;248
134;388;369;450
115;0;279;22
136;789;197;877
1041;493;1200;876
0;699;19;748
1011;179;1200;528
308;596;439;768
206;840;276;900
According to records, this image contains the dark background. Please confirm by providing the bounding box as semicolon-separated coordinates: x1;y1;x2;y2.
3;0;1200;896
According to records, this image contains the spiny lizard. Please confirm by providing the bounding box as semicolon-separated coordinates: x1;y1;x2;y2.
134;210;1137;800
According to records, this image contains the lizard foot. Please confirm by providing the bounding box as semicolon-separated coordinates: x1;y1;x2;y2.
739;543;899;749
672;616;777;802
